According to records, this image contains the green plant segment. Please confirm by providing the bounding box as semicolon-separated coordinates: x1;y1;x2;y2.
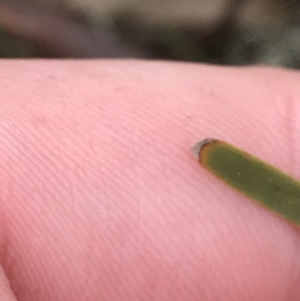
191;138;300;225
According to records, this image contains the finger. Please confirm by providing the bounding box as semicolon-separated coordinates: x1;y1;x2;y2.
0;61;299;301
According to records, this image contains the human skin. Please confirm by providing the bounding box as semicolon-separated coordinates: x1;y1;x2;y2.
0;60;299;301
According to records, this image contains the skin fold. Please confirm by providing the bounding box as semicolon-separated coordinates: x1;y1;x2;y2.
0;60;299;300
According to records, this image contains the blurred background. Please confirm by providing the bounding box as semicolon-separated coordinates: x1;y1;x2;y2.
0;0;300;68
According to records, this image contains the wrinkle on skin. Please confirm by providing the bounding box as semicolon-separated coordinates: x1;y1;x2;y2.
0;61;299;300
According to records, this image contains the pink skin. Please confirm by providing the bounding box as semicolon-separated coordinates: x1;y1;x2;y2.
0;61;299;301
